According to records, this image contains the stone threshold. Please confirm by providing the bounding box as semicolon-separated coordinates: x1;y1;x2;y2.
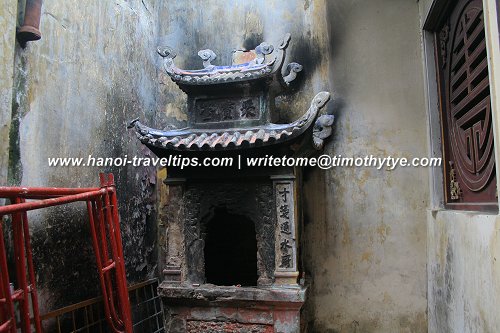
159;283;306;309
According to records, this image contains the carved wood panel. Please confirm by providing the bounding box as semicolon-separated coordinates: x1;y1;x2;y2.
436;0;497;210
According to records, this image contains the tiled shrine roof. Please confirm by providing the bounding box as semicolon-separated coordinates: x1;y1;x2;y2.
158;33;302;88
130;34;335;153
129;92;331;151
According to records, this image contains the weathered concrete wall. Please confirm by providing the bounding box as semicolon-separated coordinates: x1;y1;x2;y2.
427;212;500;332
4;0;432;330
155;0;332;127
0;0;17;185
302;1;428;332
155;0;429;332
422;0;500;332
8;0;162;312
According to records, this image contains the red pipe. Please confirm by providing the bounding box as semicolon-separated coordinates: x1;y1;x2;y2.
0;320;14;333
0;174;132;333
95;197;123;331
20;199;42;333
0;221;16;333
0;189;107;215
99;174;132;333
17;0;43;44
0;187;100;199
11;201;30;333
101;191;125;330
109;188;133;332
87;200;123;333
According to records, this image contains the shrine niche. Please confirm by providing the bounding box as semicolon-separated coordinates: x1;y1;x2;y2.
129;33;334;333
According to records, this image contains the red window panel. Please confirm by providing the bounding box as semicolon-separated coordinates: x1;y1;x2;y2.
435;0;497;211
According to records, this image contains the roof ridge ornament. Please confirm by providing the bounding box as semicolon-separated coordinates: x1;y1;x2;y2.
129;91;332;152
131;33;334;155
198;49;217;68
278;33;291;49
255;42;274;64
283;63;303;85
156;33;301;88
157;46;177;77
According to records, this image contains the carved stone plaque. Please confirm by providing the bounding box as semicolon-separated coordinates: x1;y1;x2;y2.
194;97;260;123
273;178;298;284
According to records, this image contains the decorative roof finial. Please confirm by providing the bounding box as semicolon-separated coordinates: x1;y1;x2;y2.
130;34;334;154
198;49;217;68
255;42;274;64
284;63;303;84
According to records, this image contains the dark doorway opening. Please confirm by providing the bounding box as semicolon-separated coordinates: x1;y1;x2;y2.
204;208;258;286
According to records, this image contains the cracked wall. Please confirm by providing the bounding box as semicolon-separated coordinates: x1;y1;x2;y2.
2;0;431;331
0;0;17;186
5;0;163;313
155;0;428;332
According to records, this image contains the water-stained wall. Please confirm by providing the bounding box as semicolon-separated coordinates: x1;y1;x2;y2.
5;0;162;312
155;0;332;128
426;212;500;332
155;0;428;332
2;0;431;331
302;1;428;332
0;0;17;185
420;0;500;332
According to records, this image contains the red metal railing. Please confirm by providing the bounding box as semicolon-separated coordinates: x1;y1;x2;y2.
0;173;133;333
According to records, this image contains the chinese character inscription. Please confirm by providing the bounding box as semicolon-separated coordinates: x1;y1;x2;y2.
194;97;260;123
275;182;297;272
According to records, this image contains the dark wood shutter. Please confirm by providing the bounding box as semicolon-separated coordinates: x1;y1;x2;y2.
435;0;497;211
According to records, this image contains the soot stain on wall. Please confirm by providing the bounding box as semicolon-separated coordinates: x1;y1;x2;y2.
243;32;264;50
6;0;161;310
274;33;324;123
99;83;159;283
30;207;100;309
291;35;322;86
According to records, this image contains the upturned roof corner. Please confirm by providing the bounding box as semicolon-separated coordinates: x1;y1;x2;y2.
129;33;334;155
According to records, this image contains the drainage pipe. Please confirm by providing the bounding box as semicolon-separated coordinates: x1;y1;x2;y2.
17;0;42;44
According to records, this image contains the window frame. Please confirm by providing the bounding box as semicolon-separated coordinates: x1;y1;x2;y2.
422;0;500;213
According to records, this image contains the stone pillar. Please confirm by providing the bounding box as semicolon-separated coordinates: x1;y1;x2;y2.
271;175;299;285
161;177;186;284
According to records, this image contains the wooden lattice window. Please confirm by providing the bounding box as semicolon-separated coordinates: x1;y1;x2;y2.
435;0;497;211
